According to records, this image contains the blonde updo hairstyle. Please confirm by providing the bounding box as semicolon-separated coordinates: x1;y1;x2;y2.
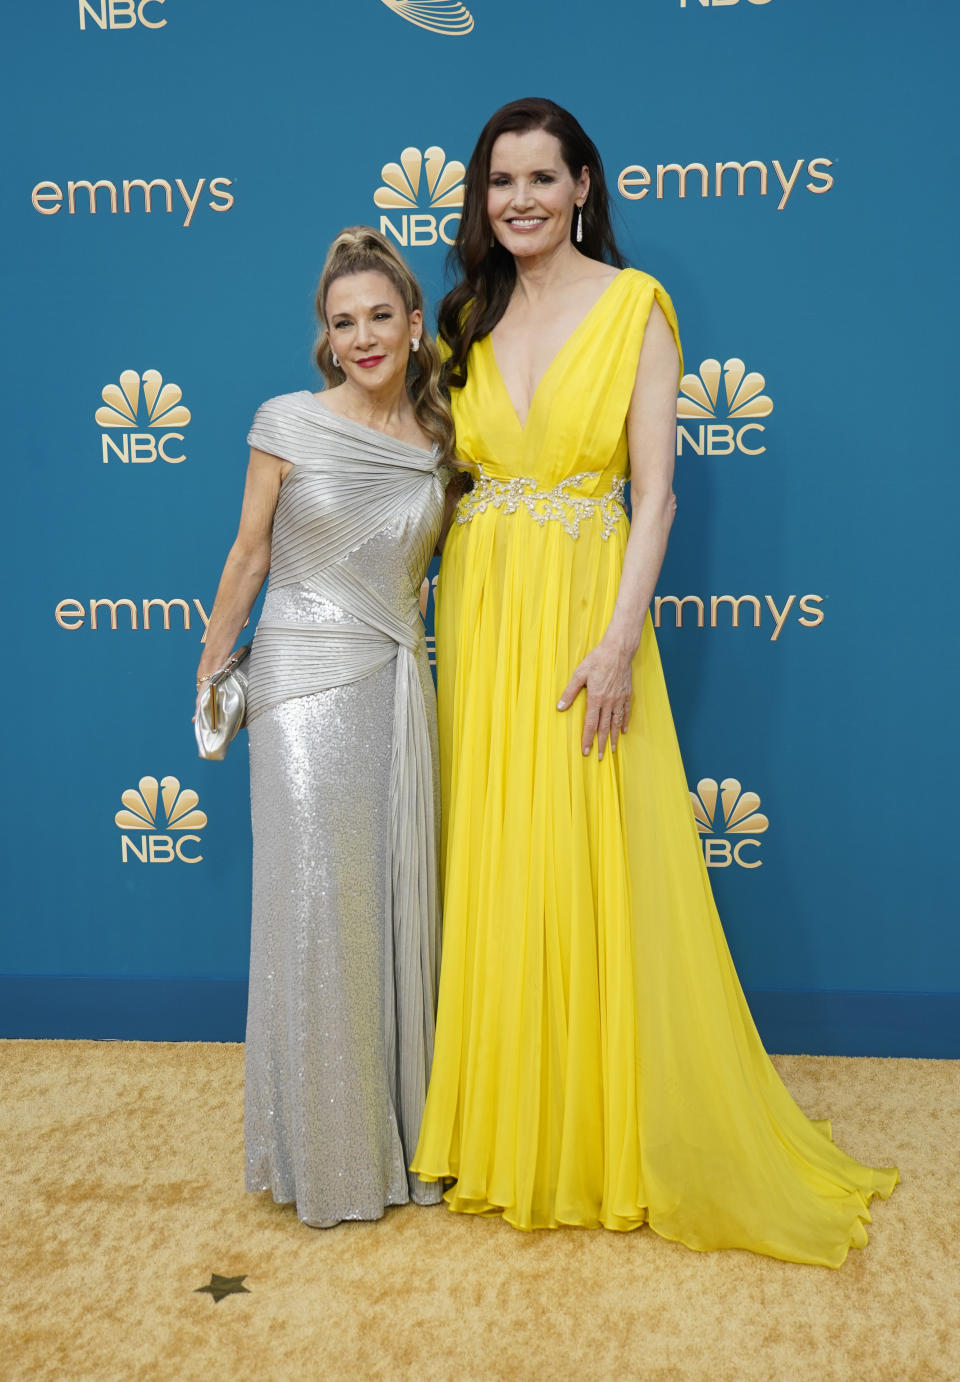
314;226;454;460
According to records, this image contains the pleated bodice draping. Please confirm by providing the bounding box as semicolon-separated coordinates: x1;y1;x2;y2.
248;392;442;723
246;391;444;1172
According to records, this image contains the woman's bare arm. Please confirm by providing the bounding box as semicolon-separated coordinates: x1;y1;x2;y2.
195;448;290;684
557;302;680;759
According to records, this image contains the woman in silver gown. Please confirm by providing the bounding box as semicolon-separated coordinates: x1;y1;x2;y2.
195;228;457;1226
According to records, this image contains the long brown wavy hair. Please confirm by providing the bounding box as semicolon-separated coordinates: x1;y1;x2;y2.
314;226;455;459
438;98;627;390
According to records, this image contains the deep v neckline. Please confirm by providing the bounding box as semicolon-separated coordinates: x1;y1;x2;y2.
487;269;628;431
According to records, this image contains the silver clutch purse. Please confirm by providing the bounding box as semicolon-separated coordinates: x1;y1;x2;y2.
194;645;251;760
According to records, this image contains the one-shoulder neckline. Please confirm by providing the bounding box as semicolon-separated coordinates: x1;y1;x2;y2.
299;391;438;459
486;268;633;431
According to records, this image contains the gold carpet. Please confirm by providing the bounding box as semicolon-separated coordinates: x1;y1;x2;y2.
1;1041;957;1382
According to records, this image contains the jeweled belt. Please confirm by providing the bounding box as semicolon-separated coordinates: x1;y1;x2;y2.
455;467;627;541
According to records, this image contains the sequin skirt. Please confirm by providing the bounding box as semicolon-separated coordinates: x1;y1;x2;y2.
244;670;441;1225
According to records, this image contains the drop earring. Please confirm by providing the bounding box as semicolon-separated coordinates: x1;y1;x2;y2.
576;204;583;244
332;352;340;368
410;337;420;352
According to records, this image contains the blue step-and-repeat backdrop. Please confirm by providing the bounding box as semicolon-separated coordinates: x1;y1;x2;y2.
2;0;956;1054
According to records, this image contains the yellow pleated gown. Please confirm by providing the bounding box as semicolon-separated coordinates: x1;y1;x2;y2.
411;269;898;1266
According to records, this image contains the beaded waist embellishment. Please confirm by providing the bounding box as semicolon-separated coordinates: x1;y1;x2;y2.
455;467;627;541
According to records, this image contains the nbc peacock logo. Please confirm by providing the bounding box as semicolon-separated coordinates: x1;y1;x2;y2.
96;369;191;465
115;775;206;863
378;1;474;35
375;146;465;248
690;777;769;869
676;358;773;457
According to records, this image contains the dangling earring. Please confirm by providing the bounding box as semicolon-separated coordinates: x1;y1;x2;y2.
332;351;340;368
576;204;584;244
410;337;420;353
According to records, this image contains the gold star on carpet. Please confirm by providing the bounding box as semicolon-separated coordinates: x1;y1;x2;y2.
194;1273;251;1303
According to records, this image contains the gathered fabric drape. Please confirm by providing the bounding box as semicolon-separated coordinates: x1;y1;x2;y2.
411;271;899;1266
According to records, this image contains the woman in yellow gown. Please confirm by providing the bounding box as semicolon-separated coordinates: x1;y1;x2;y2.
411;98;898;1266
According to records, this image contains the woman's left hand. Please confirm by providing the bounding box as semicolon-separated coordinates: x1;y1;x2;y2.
557;636;636;760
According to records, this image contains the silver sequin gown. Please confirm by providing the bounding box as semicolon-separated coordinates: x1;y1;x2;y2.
243;390;444;1225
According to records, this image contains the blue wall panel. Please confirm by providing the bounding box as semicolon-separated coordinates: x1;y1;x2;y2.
1;0;955;1052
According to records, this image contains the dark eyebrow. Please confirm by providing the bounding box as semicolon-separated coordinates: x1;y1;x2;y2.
489;167;559;178
330;303;394;318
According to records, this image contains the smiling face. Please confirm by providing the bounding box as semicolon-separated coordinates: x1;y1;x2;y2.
487;127;589;260
324;270;422;395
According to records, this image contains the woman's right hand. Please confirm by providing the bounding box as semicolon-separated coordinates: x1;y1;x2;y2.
192;678;210;725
